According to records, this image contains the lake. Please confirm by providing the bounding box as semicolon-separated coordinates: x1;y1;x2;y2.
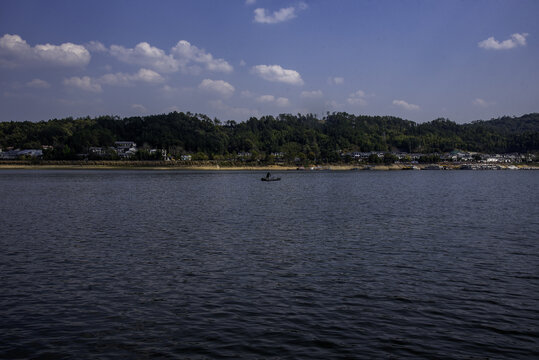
1;169;538;359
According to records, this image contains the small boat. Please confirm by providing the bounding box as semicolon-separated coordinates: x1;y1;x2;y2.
261;176;281;181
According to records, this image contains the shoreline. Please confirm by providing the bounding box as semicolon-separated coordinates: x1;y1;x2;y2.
0;161;537;171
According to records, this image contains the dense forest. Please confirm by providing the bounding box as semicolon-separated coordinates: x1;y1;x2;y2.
0;112;538;161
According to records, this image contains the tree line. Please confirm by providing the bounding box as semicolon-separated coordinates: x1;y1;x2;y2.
0;112;537;161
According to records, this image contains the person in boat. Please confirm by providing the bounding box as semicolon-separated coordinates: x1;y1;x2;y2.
266;172;271;179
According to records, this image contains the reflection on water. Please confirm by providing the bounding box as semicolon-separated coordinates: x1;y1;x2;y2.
1;170;538;359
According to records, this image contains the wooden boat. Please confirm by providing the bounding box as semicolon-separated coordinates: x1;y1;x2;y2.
261;176;281;181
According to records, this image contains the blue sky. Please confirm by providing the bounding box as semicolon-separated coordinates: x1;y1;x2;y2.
0;0;537;123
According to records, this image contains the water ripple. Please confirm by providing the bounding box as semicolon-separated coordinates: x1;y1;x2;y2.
0;170;538;359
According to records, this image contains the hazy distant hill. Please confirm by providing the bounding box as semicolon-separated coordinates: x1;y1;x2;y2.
0;112;537;160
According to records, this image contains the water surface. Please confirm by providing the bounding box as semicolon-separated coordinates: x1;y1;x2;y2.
1;170;538;359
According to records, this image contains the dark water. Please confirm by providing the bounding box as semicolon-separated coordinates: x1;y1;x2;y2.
1;170;538;359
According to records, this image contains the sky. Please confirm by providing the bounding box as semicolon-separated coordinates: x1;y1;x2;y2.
0;0;538;124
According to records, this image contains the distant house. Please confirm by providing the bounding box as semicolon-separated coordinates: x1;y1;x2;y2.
19;149;43;158
114;141;136;149
149;149;168;160
237;152;252;158
88;147;108;157
114;141;137;158
0;149;43;159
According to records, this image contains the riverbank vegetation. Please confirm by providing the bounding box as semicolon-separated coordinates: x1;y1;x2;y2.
1;112;537;162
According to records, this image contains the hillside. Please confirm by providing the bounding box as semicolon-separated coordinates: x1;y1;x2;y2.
0;112;537;161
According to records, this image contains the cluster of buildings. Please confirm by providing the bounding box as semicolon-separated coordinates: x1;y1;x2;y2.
0;141;168;160
340;150;535;163
0;144;536;163
88;141;138;159
0;148;43;159
88;141;168;159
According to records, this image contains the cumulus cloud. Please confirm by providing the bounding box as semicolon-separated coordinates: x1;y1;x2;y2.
393;99;420;111
478;33;529;50
254;3;307;24
254;7;296;24
472;98;494;107
301;90;323;98
171;40;233;73
131;104;147;113
134;68;165;83
86;41;107;53
108;40;233;74
110;42;179;73
256;94;289;107
198;79;235;97
63;76;102;92
0;34;90;67
100;68;164;86
328;76;344;85
256;94;275;103
251;64;304;85
347;90;368;106
26;78;50;88
275;97;290;107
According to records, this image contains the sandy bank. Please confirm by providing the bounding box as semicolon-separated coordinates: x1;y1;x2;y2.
0;162;536;171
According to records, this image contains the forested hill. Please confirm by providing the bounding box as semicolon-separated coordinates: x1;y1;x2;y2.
0;112;538;161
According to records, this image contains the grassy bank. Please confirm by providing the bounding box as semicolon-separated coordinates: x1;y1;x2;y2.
0;160;537;171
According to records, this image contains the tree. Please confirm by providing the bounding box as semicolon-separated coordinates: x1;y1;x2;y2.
368;153;382;164
383;153;398;164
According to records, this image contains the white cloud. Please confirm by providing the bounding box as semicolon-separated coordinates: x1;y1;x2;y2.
473;98;487;107
256;94;289;107
26;78;50;88
301;90;323;98
254;7;296;24
131;104;147;113
109;40;233;75
110;42;179;73
100;68;164;86
276;97;290;107
393;99;420;111
63;76;102;93
254;3;307;24
347;90;368;106
0;34;90;67
241;90;254;98
478;33;529;50
198;79;235;97
251;64;304;85
245;0;256;5
134;68;165;83
257;94;275;103
171;40;233;73
86;41;107;53
472;98;494;107
328;76;344;85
